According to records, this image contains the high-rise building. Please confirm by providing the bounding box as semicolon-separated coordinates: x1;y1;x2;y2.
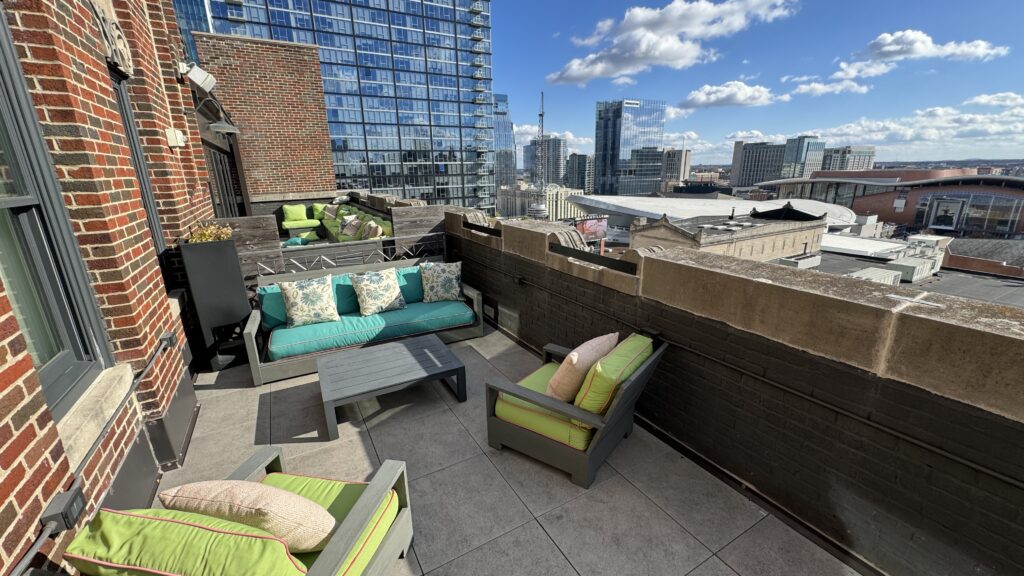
493;94;516;194
525;134;567;186
172;0;210;63
660;148;692;193
565;153;593;193
782;135;825;179
731;141;786;188
594;99;666;196
496;184;530;218
204;0;495;211
822;146;876;171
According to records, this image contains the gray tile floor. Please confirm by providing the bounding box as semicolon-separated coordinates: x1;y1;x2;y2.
161;327;864;576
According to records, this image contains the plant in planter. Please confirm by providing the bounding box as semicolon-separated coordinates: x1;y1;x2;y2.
180;222;251;369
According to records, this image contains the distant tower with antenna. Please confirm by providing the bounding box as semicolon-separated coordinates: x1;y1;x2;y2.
528;91;550;219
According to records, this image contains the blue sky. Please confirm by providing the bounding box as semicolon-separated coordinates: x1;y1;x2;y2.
491;0;1024;164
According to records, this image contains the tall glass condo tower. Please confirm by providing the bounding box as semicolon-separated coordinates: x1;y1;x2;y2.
593;99;666;196
203;0;495;211
173;0;211;63
493;93;516;194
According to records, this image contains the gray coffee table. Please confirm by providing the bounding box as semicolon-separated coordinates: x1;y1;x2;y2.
318;333;466;440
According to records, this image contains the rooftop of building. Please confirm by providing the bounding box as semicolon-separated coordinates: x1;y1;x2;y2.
948;238;1024;268
567;195;856;226
757;170;1024;191
639;204;826;239
815;252;1024;309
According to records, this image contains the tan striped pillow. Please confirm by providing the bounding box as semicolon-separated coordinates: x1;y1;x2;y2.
159;480;337;553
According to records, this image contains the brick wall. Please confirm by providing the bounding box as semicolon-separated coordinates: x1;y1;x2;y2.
193;33;336;205
1;0;206;572
448;222;1024;576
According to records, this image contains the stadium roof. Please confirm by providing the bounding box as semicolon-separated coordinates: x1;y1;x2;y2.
567;196;857;226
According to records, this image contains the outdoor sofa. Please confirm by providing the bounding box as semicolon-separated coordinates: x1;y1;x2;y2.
64;448;412;576
244;258;483;386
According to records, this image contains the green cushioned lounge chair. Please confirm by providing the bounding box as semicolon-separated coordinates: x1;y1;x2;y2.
230;447;413;576
486;334;668;487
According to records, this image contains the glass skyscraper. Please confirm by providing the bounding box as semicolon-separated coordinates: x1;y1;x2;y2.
593;99;666;196
203;0;494;211
173;0;211;63
493;93;515;194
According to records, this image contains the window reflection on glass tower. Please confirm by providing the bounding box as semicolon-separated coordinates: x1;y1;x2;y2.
493;94;516;194
205;0;495;212
594;99;666;196
173;0;211;63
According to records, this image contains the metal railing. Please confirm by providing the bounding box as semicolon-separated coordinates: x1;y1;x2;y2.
245;233;445;281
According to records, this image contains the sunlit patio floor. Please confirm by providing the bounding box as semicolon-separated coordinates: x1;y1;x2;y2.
160;326;863;576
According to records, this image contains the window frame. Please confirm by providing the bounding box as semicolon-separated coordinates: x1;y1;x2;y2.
0;7;114;420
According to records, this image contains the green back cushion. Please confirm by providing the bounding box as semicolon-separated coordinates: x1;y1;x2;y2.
282;204;308;222
574;333;653;415
312;203;327;220
395;266;424;303
262;473;400;574
64;508;305;576
371;217;394;237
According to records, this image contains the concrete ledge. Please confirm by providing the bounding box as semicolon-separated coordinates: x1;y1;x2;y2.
547;251;639;295
500;220;581;262
641;247;1024;423
885;293;1024;422
55;364;137;470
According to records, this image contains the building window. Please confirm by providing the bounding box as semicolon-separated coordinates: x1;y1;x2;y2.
1;11;112;420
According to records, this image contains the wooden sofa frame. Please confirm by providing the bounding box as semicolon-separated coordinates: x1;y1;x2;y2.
243;257;484;387
486;337;669;488
229;447;413;576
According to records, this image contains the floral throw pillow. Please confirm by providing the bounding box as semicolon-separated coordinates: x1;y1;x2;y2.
420;262;462;303
351;269;407;316
278;275;340;327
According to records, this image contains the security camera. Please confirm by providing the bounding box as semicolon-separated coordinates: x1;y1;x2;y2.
179;63;217;94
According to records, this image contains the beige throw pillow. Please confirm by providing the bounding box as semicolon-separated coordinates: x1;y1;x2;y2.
363;221;383;239
545;333;619;402
351;269;407;315
158;480;337;553
342;218;362;236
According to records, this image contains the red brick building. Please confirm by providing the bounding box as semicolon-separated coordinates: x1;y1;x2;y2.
0;0;213;572
193;33;336;216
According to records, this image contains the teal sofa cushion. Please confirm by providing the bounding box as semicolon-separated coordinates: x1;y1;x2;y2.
332;274;359;316
267;301;475;361
395;266;424;303
260;274;360;331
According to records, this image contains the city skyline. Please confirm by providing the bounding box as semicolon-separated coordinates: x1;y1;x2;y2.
494;0;1024;165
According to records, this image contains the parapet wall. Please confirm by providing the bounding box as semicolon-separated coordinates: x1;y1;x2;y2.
446;212;1024;576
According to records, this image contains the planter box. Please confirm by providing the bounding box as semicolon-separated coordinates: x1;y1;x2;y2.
180;239;250;352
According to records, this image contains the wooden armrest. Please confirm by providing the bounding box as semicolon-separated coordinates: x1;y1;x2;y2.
308;460;409;576
485;380;605;429
242;310;265;387
227;447;284;481
542;343;572;363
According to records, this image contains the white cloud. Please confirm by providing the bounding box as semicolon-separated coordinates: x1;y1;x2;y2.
780;74;818;83
742;59;751;65
726;129;788;142
612;76;637;86
831;60;896;79
548;0;795;85
739;72;760;81
665;105;694;120
678;80;789;109
791;80;871;96
570;18;615;47
826;30;1009;83
866;29;1010;62
963;92;1024;107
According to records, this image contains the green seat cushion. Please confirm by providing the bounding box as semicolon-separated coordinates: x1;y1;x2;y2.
495;363;594;450
312;202;328;220
395;266;424;303
262;473;399;576
282;204;308;222
282;219;321;230
298;230;320;241
323;219;342;234
574;333;653;415
334;234;358;242
64;508;305;576
267;300;475;360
